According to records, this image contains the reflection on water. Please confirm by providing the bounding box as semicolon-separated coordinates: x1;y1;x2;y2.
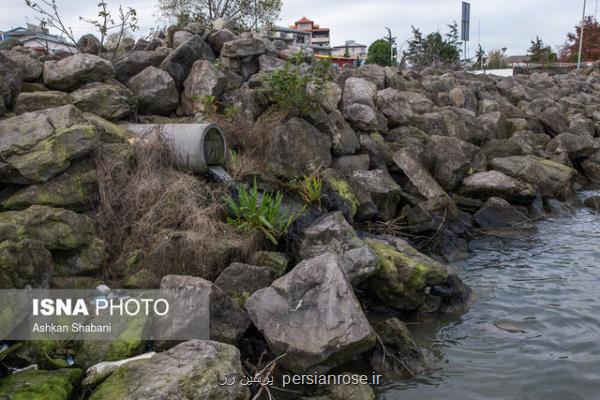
380;192;600;400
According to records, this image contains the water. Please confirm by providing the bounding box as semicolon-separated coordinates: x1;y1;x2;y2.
380;192;600;400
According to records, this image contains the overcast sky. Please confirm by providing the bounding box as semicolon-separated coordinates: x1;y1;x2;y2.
0;0;593;56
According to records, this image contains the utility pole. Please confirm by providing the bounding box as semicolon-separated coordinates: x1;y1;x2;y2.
578;0;587;70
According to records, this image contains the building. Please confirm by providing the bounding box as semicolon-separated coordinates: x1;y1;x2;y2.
332;40;367;61
291;17;331;55
502;55;529;67
262;26;311;47
0;23;78;54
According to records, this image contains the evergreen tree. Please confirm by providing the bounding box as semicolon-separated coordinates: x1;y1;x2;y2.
528;36;557;64
367;39;392;66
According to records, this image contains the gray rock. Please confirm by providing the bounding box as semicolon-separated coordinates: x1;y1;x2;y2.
2;50;43;81
245;253;376;373
584;196;600;210
0;239;52;288
324;110;360;156
474;197;534;230
89;340;250;400
172;30;195;49
342;77;376;107
207;29;238;53
268;118;332;179
393;148;447;200
0;53;22;116
258;54;284;72
398;91;434;114
15;91;72;114
545;132;596;159
440;107;486;144
490;155;576;199
160;275;251;345
313;81;342;113
160;35;215;88
343;103;380;132
0;105;99;183
71;82;137;121
538;107;569;136
214;262;275;305
298;212;378;285
426;135;487;191
582;151;600;183
449;85;477;112
113;49;170;83
349;169;403;221
43;54;114;91
332;154;370;177
221;38;266;58
461;170;536;203
77;34;101;54
127;66;179;116
179;60;228;115
376;88;413;127
477;111;507;140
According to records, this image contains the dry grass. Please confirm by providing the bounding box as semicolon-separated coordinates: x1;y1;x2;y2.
95;137;260;283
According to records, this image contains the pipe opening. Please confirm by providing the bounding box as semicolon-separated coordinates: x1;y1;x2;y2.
204;127;226;166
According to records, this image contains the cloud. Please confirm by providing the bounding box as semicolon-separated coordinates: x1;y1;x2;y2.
0;0;591;55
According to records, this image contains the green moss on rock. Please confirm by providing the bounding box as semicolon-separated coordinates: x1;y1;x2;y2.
0;368;83;400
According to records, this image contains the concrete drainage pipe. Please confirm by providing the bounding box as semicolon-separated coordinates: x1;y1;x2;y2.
121;123;227;174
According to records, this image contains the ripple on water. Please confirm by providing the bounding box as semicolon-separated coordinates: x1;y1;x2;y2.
381;198;600;400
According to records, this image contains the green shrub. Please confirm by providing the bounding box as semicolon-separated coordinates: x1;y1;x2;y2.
263;54;333;114
225;178;295;245
298;174;323;206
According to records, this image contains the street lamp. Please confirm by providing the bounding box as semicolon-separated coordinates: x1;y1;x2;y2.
577;0;587;70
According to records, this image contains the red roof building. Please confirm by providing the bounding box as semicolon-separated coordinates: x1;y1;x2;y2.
291;17;331;55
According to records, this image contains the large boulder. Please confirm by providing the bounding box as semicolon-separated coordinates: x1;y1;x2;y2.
297;212;378;285
477;111;508;140
393;148;448;201
2;50;43;81
71;82;137;121
15;91;73;114
376;88;413;127
207;29;239;54
0;53;23;116
342;103;380;132
316;110;360;156
268;118;332;179
582;150;600;183
77;34;101;54
349;169;403;221
365;236;448;311
113;48;170;83
474;197;533;231
426;135;487;191
43;54;114;91
214;262;275;306
126;66;179;116
538;107;569;136
490;155;576;199
179;60;228;115
245;253;376;373
342;77;377;107
461;170;536;203
440;107;486;144
0;368;83;400
159;35;215;88
89;340;250;400
0;205;107;276
545;132;596;160
160;275;251;345
0;238;52;288
0;105;99;184
221;38;266;58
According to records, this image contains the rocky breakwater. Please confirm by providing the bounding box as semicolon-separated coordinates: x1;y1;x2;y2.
1;18;599;399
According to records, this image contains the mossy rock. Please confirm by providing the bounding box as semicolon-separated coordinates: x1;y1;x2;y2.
365;237;448;311
325;176;360;221
0;368;83;400
248;251;290;277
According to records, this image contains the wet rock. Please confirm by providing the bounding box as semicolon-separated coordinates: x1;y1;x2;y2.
78;34;101;54
160;275;251;345
71;82;137;121
426;136;487;192
179;60;228;115
430;274;472;311
490;155;576;199
545;132;596;160
214;262;275;305
365;236;448;311
376;88;413;127
370;317;428;377
0;105;99;184
15;91;73;114
113;49;170;83
1;159;98;211
461;170;536;203
268;117;332;179
0;368;83;400
474;197;533;230
349;169;403;221
159;35;215;88
297;211;378;285
221;38;266;58
0;53;22;116
43;54;114;91
584;196;600;210
126;66;179;116
245;253;376;373
89;340;250;400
